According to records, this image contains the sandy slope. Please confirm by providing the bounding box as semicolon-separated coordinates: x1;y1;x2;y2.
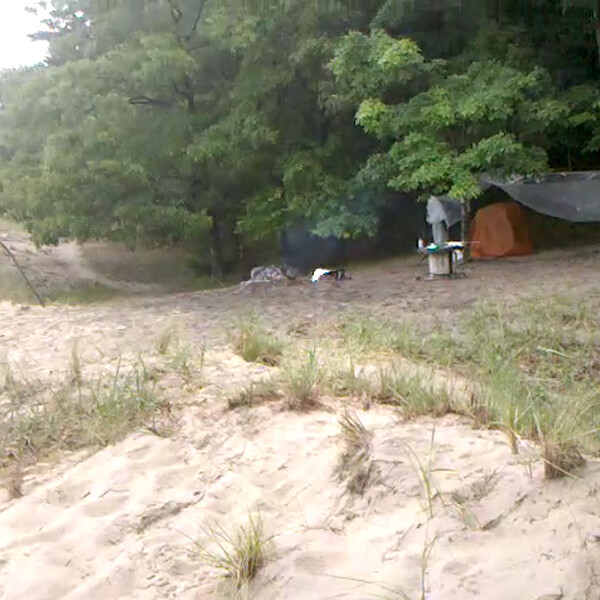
2;395;600;600
0;229;193;300
3;248;600;599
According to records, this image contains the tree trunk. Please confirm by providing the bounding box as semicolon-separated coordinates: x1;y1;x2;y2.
491;0;501;22
595;22;600;68
594;0;600;67
235;231;246;279
208;210;225;281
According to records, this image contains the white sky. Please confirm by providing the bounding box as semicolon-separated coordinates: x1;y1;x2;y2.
0;2;49;70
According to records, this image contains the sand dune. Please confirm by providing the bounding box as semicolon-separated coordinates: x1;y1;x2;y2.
2;401;599;599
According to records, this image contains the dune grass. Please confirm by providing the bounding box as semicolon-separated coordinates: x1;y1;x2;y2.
336;409;377;494
0;358;168;469
196;512;270;592
223;293;600;479
281;348;323;410
336;294;600;479
227;379;280;410
375;365;453;419
336;314;424;358
234;315;286;366
323;358;373;399
155;323;177;355
48;282;124;305
441;298;600;477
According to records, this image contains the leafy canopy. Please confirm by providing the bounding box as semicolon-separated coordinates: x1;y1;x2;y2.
0;0;599;270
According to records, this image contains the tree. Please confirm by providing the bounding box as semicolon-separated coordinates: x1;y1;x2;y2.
2;0;382;274
328;5;600;203
2;0;600;275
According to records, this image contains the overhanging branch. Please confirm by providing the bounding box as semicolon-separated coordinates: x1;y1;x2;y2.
186;0;208;41
128;96;172;108
167;0;208;42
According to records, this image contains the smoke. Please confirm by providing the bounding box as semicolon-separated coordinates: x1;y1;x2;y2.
281;224;342;271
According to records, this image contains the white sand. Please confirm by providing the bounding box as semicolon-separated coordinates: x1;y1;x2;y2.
2;402;599;600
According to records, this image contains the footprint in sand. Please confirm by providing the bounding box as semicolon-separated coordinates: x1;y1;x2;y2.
79;492;130;518
293;551;326;572
442;558;472;576
153;465;200;491
125;441;156;461
0;522;67;551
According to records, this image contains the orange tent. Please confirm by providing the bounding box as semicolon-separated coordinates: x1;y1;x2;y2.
470;202;534;258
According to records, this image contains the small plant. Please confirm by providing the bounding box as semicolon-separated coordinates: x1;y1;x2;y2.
322;575;411;599
197;512;269;590
336;409;377;495
169;344;195;382
448;492;481;530
325;358;373;399
282;348;322;410
406;427;440;519
391;321;424;358
533;396;594;479
167;341;207;385
541;440;585;479
155;324;176;355
0;360;15;394
419;531;437;600
227;379;280;410
199;340;207;374
535;402;587;479
69;339;83;387
85;361;165;446
234;316;285;366
376;366;452;418
476;366;540;450
447;470;498;530
5;459;24;499
0;360;41;402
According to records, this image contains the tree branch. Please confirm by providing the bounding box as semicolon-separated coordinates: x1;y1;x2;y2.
0;240;45;307
171;79;195;112
186;0;208;41
167;0;208;42
128;96;172;108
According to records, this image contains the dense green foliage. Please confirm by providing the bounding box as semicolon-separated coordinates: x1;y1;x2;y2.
1;0;600;273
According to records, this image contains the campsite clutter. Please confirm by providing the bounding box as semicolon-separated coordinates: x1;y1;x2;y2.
245;265;350;284
420;196;467;279
249;264;300;282
421;171;600;277
249;172;600;285
310;268;348;282
417;239;466;280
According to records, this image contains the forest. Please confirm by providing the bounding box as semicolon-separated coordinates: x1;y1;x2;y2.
1;0;600;277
